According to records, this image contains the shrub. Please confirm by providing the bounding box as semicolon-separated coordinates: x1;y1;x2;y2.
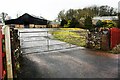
111;44;120;54
96;20;103;28
102;20;117;28
84;16;93;30
64;18;80;28
60;19;67;27
96;20;117;28
64;20;71;28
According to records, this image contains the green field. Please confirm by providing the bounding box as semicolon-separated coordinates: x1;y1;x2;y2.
51;28;88;47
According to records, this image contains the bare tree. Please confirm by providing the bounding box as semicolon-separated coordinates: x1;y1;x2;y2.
0;12;9;25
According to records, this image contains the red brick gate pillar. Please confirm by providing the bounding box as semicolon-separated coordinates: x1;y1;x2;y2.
110;28;120;49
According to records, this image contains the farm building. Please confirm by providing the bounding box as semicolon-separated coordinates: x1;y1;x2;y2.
92;16;118;25
5;13;48;28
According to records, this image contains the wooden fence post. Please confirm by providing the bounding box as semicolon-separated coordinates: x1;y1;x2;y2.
4;25;13;79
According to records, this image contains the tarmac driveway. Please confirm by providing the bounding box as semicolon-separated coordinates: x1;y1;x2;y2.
18;47;119;78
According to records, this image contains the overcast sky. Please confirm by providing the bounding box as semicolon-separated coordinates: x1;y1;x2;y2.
0;0;119;20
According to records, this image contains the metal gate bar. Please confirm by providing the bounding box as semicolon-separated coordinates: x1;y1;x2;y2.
21;43;76;49
19;29;86;54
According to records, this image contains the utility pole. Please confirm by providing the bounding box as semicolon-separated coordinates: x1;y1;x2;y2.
118;1;120;28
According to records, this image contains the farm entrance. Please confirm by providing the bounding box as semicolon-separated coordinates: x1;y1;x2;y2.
19;28;86;54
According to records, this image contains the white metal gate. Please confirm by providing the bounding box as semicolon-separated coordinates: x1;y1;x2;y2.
19;28;86;54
